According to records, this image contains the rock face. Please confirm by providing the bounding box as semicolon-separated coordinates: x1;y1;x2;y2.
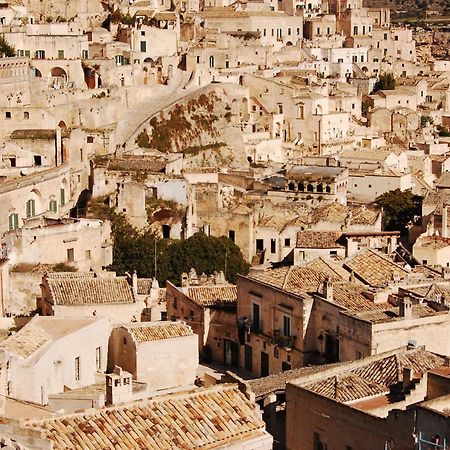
136;86;249;169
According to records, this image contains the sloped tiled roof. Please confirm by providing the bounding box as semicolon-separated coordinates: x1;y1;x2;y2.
304;257;350;280
187;285;237;306
296;231;343;249
249;266;343;296
45;276;134;306
303;348;445;404
343;249;409;287
137;278;152;295
306;374;389;403
0;326;51;358
349;304;440;324
125;322;193;343
25;384;267;450
331;283;389;312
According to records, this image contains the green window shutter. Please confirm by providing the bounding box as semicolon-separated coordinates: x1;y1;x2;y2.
26;200;31;218
60;188;65;206
8;214;13;230
14;214;18;229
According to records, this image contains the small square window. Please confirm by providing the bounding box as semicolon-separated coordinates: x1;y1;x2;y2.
87;136;94;144
5;112;11;119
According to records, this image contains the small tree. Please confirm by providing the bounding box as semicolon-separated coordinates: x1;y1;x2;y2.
374;189;423;234
372;73;396;93
0;36;15;57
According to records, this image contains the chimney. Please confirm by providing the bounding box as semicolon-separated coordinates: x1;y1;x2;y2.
399;296;412;320
149;277;159;304
132;271;138;298
443;204;448;238
181;272;189;287
323;277;333;302
442;267;450;280
106;366;133;405
402;366;413;390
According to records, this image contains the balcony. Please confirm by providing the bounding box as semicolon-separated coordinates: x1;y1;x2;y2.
271;331;296;349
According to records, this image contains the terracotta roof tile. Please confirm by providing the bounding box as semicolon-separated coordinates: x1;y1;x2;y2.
25;384;267;450
304;348;446;403
186;285;237;306
249;266;343;296
306;374;389;403
296;231;343;249
125;322;193;343
304;257;350;280
343;249;409;287
45;275;135;306
0;326;51;358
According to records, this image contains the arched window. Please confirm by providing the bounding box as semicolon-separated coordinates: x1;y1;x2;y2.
209;55;215;68
325;185;331;193
298;182;305;191
307;184;314;192
317;184;323;193
23;111;29;119
288;182;295;191
353;26;358;35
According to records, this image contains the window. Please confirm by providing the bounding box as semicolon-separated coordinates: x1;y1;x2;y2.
252;303;260;332
356;351;363;359
141;30;146;36
270;239;276;254
140;41;147;52
67;248;74;263
209;55;214;68
60;188;65;206
283;315;291;337
75;357;80;381
49;200;57;213
256;239;264;251
9;157;16;167
5;112;11;119
34;155;42;166
277;103;283;114
35;50;45;59
228;230;235;243
87;136;94;144
96;347;101;371
8;213;19;231
82;49;88;59
57;49;65;59
26;199;35;218
313;432;327;450
24;111;29;119
86;250;91;260
284;238;291;247
196;55;200;63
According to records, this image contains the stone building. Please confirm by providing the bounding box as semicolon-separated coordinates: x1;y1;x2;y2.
286;347;449;450
39;272;146;322
3;216;112;272
166;269;239;365
237;255;450;376
0;315;111;405
107;321;198;392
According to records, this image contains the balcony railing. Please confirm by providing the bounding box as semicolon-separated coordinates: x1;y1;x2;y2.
272;333;296;349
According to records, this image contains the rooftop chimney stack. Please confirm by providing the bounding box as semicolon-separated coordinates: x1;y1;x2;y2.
323;277;333;302
443;204;448;238
399;296;413;320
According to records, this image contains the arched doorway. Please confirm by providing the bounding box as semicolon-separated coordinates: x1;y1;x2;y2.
49;67;67;89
